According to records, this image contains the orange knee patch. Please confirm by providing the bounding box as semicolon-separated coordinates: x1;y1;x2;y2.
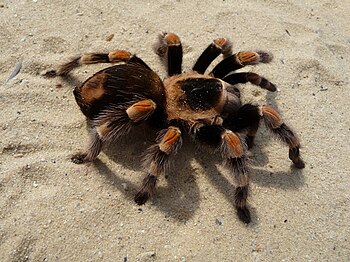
126;99;156;122
214;37;232;56
159;127;181;154
214;38;228;48
262;106;282;129
108;50;132;63
236;51;259;65
223;130;244;158
164;33;181;46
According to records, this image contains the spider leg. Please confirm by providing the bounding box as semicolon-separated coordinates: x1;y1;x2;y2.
221;130;251;223
223;72;277;92
223;103;305;168
72;99;157;164
54;51;151;76
153;32;182;76
210;51;273;79
135;126;183;205
192;37;232;74
223;103;261;149
261;105;305;168
71;125;103;164
192;123;251;223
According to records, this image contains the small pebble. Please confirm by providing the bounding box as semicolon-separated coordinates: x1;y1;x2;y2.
136;251;155;260
121;183;128;191
6;60;23;83
105;34;115;41
215;219;223;225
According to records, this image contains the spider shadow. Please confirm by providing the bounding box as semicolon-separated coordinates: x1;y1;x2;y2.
193;147;260;225
87;87;304;224
92;125;201;222
59;74;82;88
195;144;305;226
189;86;305;225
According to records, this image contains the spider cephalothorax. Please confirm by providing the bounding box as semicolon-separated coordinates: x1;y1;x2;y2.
51;32;305;223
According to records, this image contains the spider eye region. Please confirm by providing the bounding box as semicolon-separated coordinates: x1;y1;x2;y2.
181;78;223;110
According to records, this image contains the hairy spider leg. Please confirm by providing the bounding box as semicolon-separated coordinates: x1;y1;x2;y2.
191;123;251;223
223;103;262;149
154;32;183;76
261;105;305;168
223;72;277;92
223;103;305;168
192;37;232;74
71;99;157;164
210;51;273;79
54;50;151;76
135;126;183;205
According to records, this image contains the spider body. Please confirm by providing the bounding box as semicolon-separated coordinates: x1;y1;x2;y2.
53;32;305;223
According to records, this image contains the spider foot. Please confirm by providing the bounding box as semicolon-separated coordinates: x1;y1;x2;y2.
256;51;274;63
293;159;305;169
134;174;157;205
237;207;251;224
71;153;88;164
289;147;305;169
134;191;151;205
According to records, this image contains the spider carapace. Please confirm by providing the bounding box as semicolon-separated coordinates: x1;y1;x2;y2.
52;32;305;223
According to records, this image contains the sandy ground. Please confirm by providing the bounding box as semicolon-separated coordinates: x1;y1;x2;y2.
1;0;349;261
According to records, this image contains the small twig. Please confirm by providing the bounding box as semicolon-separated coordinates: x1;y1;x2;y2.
6;59;23;83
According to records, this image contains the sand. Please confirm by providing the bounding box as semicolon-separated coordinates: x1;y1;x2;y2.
0;0;349;261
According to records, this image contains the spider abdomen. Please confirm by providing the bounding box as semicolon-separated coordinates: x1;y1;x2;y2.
73;63;165;120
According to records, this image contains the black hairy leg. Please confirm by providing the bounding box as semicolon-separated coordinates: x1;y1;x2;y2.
154;32;183;76
135;126;183;205
223;104;261;149
224;104;305;167
210;51;273;79
192;37;232;74
50;50;153;77
71;127;103;164
53;50;133;76
223;72;277;92
221;129;251;223
261;105;305;168
72;99;157;164
192;123;252;223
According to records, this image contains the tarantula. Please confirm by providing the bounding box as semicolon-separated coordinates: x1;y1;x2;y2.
51;32;305;223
